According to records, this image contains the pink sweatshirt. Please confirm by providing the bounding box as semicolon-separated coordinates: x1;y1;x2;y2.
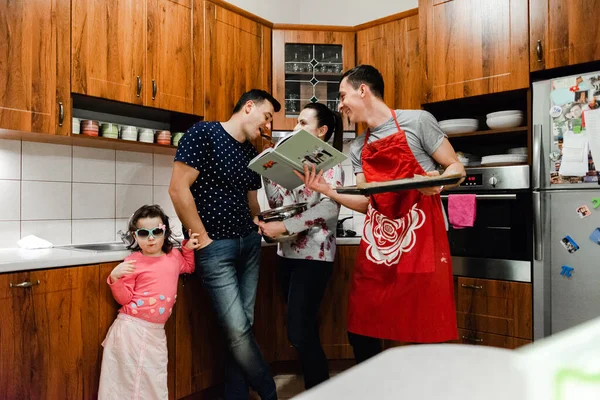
107;246;195;324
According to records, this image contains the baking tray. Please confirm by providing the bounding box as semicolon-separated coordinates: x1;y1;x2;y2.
334;174;464;195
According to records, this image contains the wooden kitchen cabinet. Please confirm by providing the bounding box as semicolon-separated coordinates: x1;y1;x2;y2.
455;277;533;341
0;0;71;135
272;30;355;131
147;0;194;113
203;1;271;122
0;266;99;399
530;0;600;72
357;13;422;110
458;329;531;349
72;0;193;114
419;0;529;103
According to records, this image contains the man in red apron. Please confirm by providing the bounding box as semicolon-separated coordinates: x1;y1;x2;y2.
296;65;465;363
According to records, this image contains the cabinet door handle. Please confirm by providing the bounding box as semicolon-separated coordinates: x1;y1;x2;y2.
152;79;157;100
136;76;142;97
10;280;41;288
536;40;543;62
462;336;483;343
58;102;64;127
461;283;483;290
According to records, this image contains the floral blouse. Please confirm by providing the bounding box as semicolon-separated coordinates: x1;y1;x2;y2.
263;165;344;262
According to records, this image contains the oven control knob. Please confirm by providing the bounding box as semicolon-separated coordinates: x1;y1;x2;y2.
489;177;498;187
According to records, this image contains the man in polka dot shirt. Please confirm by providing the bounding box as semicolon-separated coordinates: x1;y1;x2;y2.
169;89;281;400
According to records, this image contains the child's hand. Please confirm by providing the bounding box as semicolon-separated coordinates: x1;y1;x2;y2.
110;260;137;283
184;230;202;250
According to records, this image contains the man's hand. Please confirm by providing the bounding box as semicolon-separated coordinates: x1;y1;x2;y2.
110;260;137;283
258;221;288;239
418;170;444;196
293;164;333;195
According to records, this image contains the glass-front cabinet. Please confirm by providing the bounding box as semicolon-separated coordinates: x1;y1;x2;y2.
272;30;355;131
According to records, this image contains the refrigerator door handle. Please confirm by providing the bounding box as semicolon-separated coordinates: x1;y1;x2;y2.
532;124;542;190
533;191;543;261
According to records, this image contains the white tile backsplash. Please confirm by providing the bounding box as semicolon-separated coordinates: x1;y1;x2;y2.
169;216;183;238
116;184;153;218
343;165;355;186
0;139;21;180
22;141;72;182
72;146;116;183
21;181;71;220
0;221;21;248
0;180;20;221
21;220;72;246
153;185;176;217
353;214;366;234
116;151;153;185
72;219;116;244
153;154;174;186
72;183;116;219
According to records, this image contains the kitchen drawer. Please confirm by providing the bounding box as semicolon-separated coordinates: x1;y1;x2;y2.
458;329;531;350
455;277;532;340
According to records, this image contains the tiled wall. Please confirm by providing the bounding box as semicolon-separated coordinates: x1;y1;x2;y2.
0;139;363;249
0;138;179;248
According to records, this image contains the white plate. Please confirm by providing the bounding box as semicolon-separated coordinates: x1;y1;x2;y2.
441;125;479;135
481;154;527;165
508;147;528;155
486;110;523;119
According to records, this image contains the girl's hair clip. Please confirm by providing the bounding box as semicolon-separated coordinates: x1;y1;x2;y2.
159;223;166;230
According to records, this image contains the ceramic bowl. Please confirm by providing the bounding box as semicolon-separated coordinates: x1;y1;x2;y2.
486;114;523;129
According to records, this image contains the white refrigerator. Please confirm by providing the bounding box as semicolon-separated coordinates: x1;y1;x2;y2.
532;70;600;340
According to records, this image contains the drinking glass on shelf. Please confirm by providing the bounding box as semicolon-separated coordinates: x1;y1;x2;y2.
292;53;300;72
289;94;299;113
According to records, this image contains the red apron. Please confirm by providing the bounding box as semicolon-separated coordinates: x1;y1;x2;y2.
347;109;457;343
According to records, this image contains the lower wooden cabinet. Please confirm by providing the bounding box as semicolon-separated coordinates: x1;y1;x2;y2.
0;265;99;399
457;329;531;349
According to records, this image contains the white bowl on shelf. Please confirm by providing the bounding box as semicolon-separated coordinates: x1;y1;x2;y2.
486;114;523;129
439;118;479;135
486;110;523;119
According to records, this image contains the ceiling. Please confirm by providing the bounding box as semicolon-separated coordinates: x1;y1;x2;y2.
225;0;418;26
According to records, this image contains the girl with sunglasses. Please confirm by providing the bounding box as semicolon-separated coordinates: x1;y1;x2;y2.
99;204;201;400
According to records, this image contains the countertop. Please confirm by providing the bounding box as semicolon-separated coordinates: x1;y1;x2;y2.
0;237;361;274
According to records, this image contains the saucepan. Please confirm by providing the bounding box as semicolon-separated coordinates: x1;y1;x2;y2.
258;203;308;243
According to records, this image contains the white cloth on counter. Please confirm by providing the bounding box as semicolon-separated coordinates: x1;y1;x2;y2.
559;130;589;177
17;235;54;249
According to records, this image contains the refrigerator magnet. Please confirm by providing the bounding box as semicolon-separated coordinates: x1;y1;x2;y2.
589;228;600;245
560;236;580;254
560;265;574;278
592;198;600;209
577;205;592;218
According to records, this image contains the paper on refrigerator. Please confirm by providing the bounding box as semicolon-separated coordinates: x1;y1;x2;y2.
558;130;589;177
585;109;600;171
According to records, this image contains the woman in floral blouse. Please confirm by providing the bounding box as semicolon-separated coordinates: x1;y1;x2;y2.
259;102;344;389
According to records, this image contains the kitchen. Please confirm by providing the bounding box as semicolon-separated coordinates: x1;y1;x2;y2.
1;0;600;399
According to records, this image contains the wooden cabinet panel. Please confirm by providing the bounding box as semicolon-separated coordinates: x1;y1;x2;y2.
456;277;532;340
0;266;99;399
0;0;70;134
458;329;531;349
147;0;193;113
72;0;145;105
420;0;529;102
204;1;268;121
530;0;600;71
175;273;226;398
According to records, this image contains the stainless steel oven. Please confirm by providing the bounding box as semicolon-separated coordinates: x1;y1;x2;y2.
441;165;532;282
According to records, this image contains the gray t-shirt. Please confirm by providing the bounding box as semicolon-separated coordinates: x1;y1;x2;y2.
350;109;446;174
350;109;449;230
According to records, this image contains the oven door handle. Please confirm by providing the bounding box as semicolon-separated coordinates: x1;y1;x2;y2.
440;194;517;200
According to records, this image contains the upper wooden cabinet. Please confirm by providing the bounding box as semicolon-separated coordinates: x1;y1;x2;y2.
203;1;271;121
530;0;600;72
72;0;193;114
0;0;70;135
272;30;355;131
419;0;529;103
357;13;422;110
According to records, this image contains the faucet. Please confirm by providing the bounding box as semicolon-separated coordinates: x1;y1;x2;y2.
336;216;355;237
117;230;133;246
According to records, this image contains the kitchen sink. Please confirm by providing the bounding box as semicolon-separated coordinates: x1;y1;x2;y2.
58;243;130;252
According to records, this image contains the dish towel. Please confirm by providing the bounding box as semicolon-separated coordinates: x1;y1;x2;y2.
448;194;476;229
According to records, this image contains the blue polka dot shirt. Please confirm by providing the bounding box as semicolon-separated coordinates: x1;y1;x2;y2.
174;122;262;240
